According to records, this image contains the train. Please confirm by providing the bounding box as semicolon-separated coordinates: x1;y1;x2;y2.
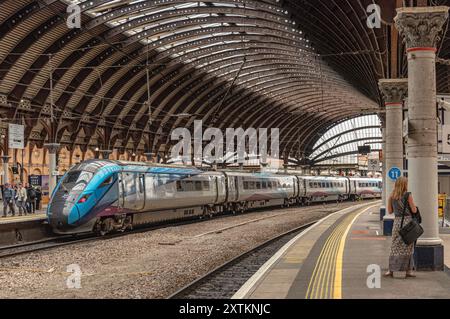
47;160;382;235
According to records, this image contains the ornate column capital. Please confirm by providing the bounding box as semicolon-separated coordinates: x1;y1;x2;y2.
44;143;61;154
395;6;449;49
99;150;113;159
378;79;408;104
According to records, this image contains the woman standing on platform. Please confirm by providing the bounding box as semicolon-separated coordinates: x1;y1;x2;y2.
385;177;418;278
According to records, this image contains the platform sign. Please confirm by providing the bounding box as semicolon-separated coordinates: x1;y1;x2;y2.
368;159;379;171
8;123;24;149
388;167;402;181
28;175;42;187
443;125;450;154
403;118;409;138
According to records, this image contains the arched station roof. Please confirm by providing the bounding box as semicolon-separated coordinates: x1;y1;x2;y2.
0;0;449;161
310;114;382;165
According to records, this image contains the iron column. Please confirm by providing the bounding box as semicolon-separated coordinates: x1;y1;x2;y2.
44;143;60;198
378;79;408;235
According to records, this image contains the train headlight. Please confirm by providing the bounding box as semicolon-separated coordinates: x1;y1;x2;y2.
78;194;91;204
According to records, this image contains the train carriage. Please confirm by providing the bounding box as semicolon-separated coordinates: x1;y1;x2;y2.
301;176;349;204
349;177;382;200
217;172;297;212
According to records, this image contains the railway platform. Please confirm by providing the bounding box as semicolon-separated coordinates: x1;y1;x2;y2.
0;211;46;225
233;203;450;299
0;207;48;246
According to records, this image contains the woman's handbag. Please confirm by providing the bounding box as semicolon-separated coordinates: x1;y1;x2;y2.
413;207;422;224
399;192;424;245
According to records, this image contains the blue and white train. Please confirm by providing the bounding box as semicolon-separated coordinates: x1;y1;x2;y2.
47;160;382;235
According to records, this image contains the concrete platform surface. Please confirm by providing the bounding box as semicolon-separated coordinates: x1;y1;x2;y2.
0;212;46;224
234;202;450;299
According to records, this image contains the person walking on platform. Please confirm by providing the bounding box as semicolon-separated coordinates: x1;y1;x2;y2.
35;187;42;211
2;183;15;217
385;177;418;278
16;183;27;216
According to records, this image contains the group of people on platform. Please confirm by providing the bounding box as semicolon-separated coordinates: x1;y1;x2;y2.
0;182;42;217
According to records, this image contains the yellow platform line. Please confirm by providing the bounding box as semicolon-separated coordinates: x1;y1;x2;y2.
316;221;344;298
306;216;348;299
306;204;379;299
333;205;376;298
307;220;344;298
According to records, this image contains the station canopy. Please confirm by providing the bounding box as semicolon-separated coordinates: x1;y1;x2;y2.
309;115;382;166
1;1;449;163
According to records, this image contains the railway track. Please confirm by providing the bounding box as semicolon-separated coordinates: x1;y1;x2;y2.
0;217;215;259
0;201;363;259
168;220;317;299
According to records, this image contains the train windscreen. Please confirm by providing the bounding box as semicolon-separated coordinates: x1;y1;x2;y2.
60;170;93;193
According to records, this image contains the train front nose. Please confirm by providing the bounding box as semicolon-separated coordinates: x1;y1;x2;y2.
47;190;80;233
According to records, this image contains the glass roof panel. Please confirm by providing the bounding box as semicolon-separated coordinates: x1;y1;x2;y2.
310;115;382;165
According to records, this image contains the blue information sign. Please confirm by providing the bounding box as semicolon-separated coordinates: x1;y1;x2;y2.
388;167;402;181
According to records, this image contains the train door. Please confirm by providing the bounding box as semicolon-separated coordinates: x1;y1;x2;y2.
235;176;239;201
118;172;125;209
120;171;145;211
214;176;219;204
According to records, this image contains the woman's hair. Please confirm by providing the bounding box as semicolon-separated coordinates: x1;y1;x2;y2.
392;177;408;200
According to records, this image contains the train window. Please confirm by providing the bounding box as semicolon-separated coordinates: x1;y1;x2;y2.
184;181;194;192
243;181;249;190
195;181;202;191
248;182;255;190
256;182;261;189
203;181;210;191
99;175;113;188
262;181;267;189
176;181;183;192
139;174;145;193
64;171;81;184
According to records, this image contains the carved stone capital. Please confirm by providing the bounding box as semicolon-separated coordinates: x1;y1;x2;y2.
395;7;449;49
44;143;61;154
99;150;113;159
378;79;408;104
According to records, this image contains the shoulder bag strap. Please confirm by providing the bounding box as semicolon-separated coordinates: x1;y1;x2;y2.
400;192;410;228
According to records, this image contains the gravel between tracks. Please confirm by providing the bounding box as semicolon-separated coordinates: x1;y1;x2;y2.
0;201;368;299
